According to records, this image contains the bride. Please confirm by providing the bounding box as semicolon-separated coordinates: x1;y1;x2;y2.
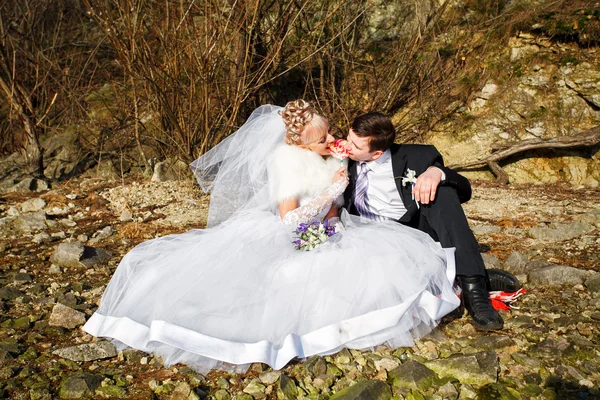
83;100;460;373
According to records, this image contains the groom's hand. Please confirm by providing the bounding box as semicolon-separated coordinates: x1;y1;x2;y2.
413;167;443;204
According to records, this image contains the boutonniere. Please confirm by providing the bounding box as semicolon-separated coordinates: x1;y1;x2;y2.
395;168;420;209
401;168;418;187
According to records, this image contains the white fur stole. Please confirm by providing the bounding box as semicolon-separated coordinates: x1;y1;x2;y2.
268;144;345;206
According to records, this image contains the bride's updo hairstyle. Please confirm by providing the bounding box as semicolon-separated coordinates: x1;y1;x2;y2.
280;99;327;145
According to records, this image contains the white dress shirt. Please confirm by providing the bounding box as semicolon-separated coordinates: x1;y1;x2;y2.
362;150;407;220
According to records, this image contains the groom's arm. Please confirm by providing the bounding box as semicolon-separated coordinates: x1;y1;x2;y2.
428;147;472;203
412;145;471;204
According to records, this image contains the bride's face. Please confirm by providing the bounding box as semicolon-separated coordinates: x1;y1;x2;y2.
299;116;335;156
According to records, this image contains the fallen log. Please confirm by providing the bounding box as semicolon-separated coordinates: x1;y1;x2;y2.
448;126;600;184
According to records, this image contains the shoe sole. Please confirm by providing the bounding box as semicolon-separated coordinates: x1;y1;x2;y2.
472;321;504;331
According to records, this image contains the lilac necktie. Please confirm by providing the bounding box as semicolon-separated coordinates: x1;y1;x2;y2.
354;163;376;219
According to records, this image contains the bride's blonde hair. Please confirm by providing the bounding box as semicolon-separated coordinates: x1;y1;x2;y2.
279;99;327;145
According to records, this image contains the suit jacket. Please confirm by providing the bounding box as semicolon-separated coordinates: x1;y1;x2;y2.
344;143;472;226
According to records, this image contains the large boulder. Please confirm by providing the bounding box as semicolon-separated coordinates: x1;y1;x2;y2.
425;351;499;385
528;265;590;287
49;242;111;269
48;303;86;329
151;158;194;182
43;129;94;180
53;341;117;362
329;380;392;400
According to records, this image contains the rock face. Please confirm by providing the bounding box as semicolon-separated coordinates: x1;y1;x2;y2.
426;33;600;186
43;130;94;181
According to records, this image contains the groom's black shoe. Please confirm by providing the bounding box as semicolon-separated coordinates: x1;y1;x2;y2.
487;269;521;292
458;275;503;331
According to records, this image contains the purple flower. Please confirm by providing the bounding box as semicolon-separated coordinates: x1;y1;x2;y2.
296;223;309;233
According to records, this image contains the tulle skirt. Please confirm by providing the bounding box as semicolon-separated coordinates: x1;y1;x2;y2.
83;211;460;373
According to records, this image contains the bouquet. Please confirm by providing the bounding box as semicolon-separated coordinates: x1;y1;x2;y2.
292;220;337;251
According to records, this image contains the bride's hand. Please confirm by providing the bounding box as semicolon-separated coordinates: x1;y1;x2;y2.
332;166;348;185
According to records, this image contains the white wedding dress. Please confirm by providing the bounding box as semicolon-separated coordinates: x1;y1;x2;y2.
83;105;460;373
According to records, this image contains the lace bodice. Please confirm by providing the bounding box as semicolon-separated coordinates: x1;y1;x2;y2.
281;180;347;226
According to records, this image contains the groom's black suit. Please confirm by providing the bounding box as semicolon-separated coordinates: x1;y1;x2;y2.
344;143;486;277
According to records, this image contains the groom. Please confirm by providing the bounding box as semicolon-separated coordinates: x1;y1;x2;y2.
343;112;519;331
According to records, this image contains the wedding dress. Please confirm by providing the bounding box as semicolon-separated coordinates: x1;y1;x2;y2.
83;105;460;373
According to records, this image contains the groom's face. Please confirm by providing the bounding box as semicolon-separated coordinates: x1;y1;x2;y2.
345;129;383;162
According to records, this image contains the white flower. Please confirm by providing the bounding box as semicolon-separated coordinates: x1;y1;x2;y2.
401;169;418;186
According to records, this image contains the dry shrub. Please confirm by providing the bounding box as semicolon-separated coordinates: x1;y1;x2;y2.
3;0;597;172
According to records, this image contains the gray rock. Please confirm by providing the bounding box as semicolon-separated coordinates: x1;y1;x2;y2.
277;374;298;399
438;381;459;399
305;355;328;377
33;232;52;244
83;159;121;181
59;218;77;228
50;242;111;268
503;251;530;274
574;210;600;225
242;380;265;396
122;349;146;364
425;351;499;385
529;221;595;242
13;273;32;283
528;265;588;286
95;384;127;399
511;353;542;369
329;380;392;400
472;225;501;235
258;370;281;385
152;159;193;182
373;357;399;372
7;178;50;193
167;381;200;400
21;198;47;212
213;389;230;400
388;360;438;390
49;264;62;274
50;242;84;268
0;287;24;301
470;335;516;351
478;383;518;400
53;341;117;362
43;130;93;180
119;210;133;222
584;274;600;293
48;303;86;329
481;253;501;269
58;373;103;399
11;212;48;233
565;68;600;108
88;225;114;244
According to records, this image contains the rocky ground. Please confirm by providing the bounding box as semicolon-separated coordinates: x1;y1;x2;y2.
0;176;599;400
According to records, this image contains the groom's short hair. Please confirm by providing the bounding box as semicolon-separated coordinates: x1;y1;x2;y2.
351;112;395;152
